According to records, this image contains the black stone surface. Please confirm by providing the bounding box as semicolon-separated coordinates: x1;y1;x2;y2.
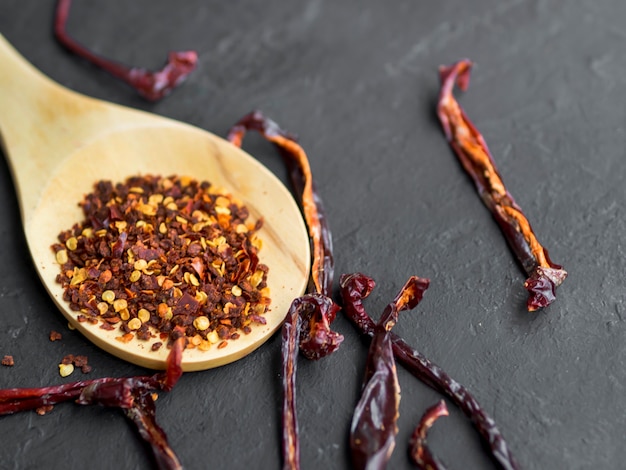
0;1;623;469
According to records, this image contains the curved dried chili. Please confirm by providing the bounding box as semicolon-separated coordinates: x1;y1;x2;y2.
350;276;429;470
228;111;343;470
0;338;186;470
340;272;519;470
437;59;567;311
54;0;197;101
409;400;449;470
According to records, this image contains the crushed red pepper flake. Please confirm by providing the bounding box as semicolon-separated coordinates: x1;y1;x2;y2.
1;356;14;367
36;405;54;416
52;175;271;349
49;330;62;341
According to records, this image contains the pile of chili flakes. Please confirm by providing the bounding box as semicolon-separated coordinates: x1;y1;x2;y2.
52;175;270;351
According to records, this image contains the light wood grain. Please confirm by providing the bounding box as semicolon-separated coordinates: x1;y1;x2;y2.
0;35;310;371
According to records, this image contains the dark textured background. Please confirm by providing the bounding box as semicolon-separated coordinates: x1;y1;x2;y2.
0;1;623;469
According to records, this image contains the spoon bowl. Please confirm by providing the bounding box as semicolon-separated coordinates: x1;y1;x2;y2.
0;35;310;371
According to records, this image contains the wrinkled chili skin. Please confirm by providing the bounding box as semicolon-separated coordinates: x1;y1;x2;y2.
349;276;429;470
409;400;449;470
351;328;398;470
228;110;334;297
228;111;342;470
340;273;520;470
437;59;567;311
0;339;185;470
281;299;303;470
54;0;197;101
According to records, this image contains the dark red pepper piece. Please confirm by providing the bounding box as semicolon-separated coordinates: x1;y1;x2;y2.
350;276;429;470
54;0;197;101
409;400;449;470
437;59;567;311
0;338;185;470
228;111;343;470
340;272;519;470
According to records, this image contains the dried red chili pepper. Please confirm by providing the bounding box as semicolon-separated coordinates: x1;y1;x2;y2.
437;59;567;311
228;111;343;470
0;338;185;470
340;272;519;470
409;400;449;470
54;0;198;101
350;276;429;470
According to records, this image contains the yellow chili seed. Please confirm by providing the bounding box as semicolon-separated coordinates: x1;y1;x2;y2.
189;274;200;286
102;290;116;303
134;259;148;271
231;285;242;297
56;249;68;265
159;222;167;234
97;302;109;315
129;270;142;282
207;330;219;344
215;196;230;207
249;270;264;288
138;308;151;323
113;299;128;313
114;221;127;232
127;318;142;330
65;237;78;251
119;308;130;321
193;316;210;331
58;363;74;377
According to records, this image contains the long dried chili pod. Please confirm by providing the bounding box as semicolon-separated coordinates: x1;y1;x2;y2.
351;276;430;470
228;110;333;297
340;273;519;470
228;111;342;470
409;400;449;470
55;0;197;101
0;339;185;469
437;59;567;311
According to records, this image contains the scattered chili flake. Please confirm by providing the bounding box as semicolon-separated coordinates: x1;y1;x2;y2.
340;273;519;470
36;405;55;416
437;59;567;311
1;356;14;367
228;111;343;470
52;175;270;348
409;400;449;470
54;0;198;101
49;330;62;341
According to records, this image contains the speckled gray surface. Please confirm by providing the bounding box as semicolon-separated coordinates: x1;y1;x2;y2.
0;1;624;469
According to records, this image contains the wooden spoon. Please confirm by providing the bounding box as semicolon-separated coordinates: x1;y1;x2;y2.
0;35;310;371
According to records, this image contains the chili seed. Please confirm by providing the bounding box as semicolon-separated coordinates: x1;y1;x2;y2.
193;316;210;331
129;270;142;282
127;318;142;330
56;249;68;265
113;299;128;312
138;309;151;323
102;290;115;303
58;363;74;377
65;237;78;251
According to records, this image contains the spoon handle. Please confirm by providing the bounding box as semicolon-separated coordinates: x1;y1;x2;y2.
0;34;92;221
